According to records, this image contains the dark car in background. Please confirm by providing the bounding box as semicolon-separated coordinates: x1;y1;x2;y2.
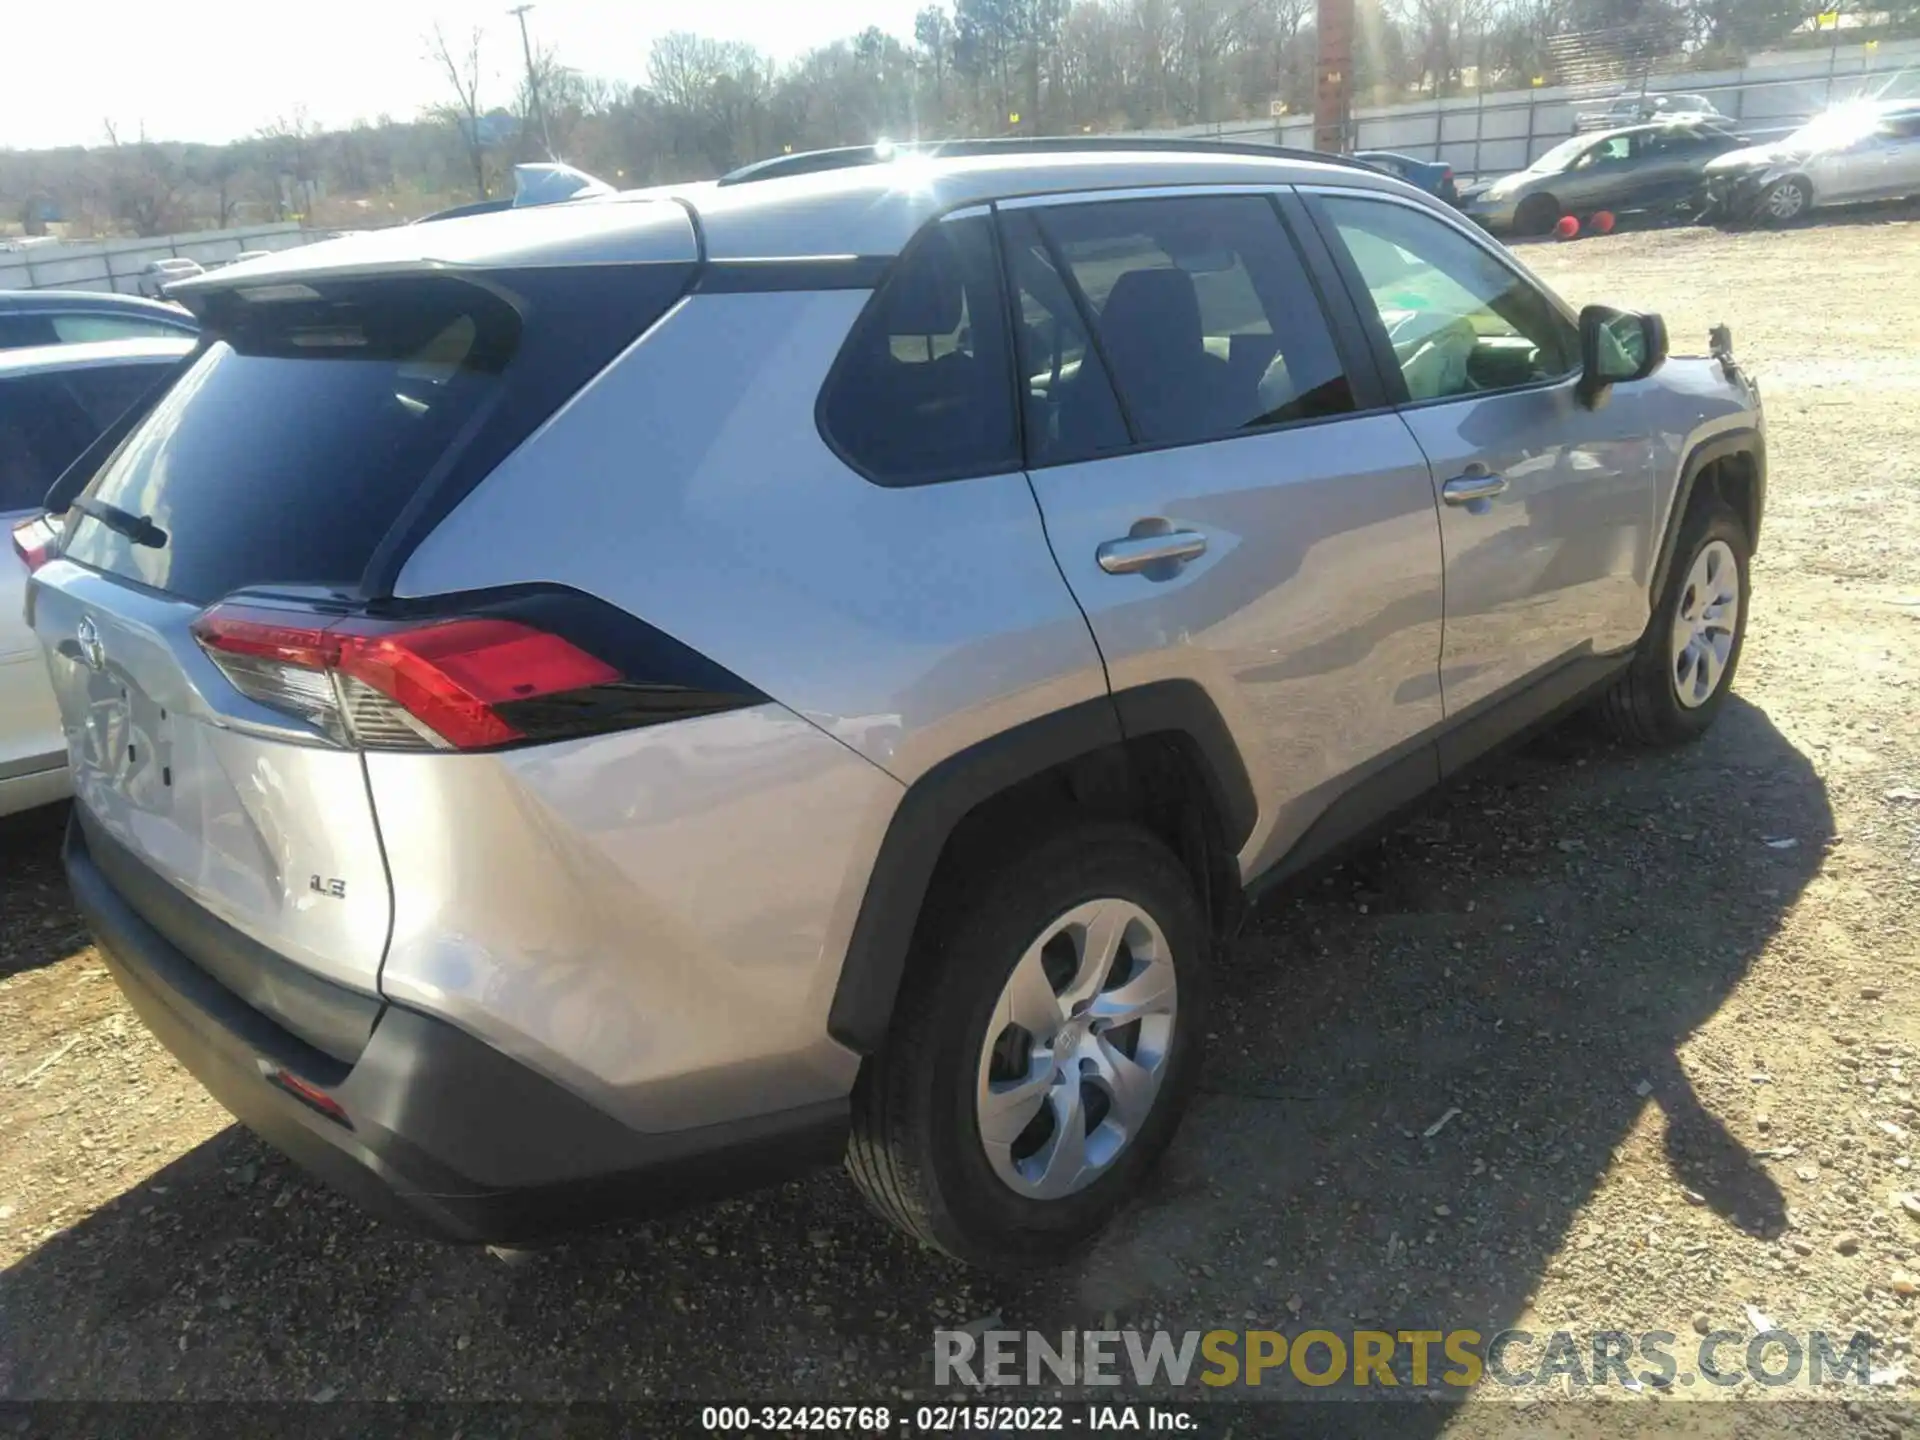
1464;120;1749;234
0;289;198;351
1353;150;1462;205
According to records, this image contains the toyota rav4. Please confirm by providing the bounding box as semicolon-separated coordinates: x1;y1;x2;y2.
15;138;1764;1270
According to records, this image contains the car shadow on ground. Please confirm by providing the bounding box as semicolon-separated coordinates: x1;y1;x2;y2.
0;697;1829;1432
0;802;86;981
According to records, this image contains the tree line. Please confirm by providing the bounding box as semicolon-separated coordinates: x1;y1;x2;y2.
3;0;1909;238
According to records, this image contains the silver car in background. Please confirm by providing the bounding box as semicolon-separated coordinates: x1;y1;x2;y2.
1;337;196;816
21;138;1765;1269
1703;100;1920;224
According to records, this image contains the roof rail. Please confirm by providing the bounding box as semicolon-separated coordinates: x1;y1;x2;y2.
717;135;1381;187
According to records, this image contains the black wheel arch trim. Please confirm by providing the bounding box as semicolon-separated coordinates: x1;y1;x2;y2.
1649;426;1765;607
826;680;1256;1055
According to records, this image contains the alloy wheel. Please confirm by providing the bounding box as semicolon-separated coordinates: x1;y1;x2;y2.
1764;181;1806;221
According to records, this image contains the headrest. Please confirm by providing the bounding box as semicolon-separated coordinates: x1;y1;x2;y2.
1098;267;1203;360
884;231;965;336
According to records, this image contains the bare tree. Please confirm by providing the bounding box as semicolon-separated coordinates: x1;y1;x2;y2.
101;120;189;236
259;109;324;220
428;23;490;198
648;31;732;111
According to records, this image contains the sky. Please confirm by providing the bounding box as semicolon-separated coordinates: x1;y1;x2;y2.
5;0;928;151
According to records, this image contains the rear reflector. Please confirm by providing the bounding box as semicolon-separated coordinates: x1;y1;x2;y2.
266;1067;350;1125
192;604;622;751
11;514;59;574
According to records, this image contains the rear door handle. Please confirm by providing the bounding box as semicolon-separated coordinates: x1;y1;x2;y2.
1441;471;1509;505
1096;530;1208;575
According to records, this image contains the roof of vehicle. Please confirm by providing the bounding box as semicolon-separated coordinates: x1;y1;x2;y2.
1578;117;1741;144
1353;149;1438;166
171;141;1415;294
0;288;197;323
0;336;197;379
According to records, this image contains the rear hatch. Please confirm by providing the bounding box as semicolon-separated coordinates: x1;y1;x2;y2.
29;210;697;1044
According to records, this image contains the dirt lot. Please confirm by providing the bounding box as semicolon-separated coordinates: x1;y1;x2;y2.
2;215;1918;1431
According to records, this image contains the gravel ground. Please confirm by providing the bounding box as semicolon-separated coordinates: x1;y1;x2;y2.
2;214;1918;1434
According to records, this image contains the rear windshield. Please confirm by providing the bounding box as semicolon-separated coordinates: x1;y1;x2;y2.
61;267;689;604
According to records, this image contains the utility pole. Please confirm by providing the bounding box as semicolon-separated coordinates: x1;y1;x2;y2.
508;3;554;159
1314;0;1354;153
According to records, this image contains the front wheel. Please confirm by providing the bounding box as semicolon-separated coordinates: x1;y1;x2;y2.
1514;193;1562;237
1758;176;1811;225
846;822;1207;1270
1598;499;1751;746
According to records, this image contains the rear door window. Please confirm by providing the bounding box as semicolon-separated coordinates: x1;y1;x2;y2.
1031;195;1356;446
998;208;1130;467
0;315;59;350
819;214;1020;486
0;373;97;511
51;313;191;344
61;363;170;428
58;264;691;603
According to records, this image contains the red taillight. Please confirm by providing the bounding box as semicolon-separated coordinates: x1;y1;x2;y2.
11;514;59;574
1442;166;1455;181
191;604;621;751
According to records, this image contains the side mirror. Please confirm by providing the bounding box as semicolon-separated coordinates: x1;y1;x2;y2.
1579;304;1667;406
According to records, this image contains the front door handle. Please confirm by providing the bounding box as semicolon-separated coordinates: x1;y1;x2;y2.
1441;470;1509;505
1096;529;1208;575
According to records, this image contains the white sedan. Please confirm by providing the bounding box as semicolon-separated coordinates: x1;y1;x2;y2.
2;337;196;817
1704;100;1920;224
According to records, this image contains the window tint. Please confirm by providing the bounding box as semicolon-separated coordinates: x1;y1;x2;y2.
0;375;97;512
998;208;1130;466
55;264;691;603
0;315;59;351
51;313;189;344
1034;195;1355;447
1322;196;1579;402
61;363;169;428
820;214;1018;485
63;276;522;600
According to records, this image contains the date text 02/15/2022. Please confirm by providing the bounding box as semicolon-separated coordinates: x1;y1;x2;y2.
699;1405;1195;1431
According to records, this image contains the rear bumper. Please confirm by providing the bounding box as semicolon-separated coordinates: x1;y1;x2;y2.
65;812;848;1244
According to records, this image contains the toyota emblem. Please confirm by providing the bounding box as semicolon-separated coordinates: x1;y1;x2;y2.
76;615;106;672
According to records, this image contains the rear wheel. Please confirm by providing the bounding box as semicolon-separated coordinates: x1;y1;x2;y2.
1758;176;1811;225
1514;193;1562;237
1598;499;1750;746
846;822;1207;1270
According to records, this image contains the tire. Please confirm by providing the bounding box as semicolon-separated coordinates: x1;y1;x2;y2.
1514;193;1562;237
846;821;1208;1270
1758;176;1811;226
1598;499;1751;746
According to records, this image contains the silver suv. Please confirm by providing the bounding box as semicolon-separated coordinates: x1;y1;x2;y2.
18;139;1764;1269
